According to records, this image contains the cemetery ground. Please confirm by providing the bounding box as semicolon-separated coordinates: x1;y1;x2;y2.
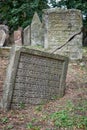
0;49;87;130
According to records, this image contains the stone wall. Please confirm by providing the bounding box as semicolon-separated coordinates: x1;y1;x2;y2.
0;48;10;100
43;8;83;60
1;46;68;110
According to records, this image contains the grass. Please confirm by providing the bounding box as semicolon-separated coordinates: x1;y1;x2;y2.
1;117;9;124
26;122;41;130
49;100;87;129
25;99;87;129
1;100;87;129
19;101;25;109
35;105;43;112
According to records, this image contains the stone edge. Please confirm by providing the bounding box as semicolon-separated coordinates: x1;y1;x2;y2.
1;45;69;111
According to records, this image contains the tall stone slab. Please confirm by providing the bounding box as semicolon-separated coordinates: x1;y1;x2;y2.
23;25;31;46
0;48;10;108
14;27;22;46
43;8;83;60
31;12;44;46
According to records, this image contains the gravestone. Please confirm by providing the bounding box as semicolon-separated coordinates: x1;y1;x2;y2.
1;46;68;110
0;30;6;47
0;25;9;47
31;12;44;46
0;47;10;108
14;28;22;46
23;25;31;46
43;8;83;60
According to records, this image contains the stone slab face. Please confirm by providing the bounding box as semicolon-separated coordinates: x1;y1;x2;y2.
31;12;44;46
14;28;22;46
23;25;31;46
0;47;10;108
43;8;83;60
2;46;68;110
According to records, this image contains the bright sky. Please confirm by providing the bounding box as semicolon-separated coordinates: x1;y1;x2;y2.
48;0;61;7
49;0;61;1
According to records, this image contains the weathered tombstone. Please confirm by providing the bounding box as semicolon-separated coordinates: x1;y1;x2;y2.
0;25;9;34
31;12;44;46
0;25;9;47
0;48;10;108
23;25;31;46
43;8;83;60
14;27;22;46
0;30;6;47
1;46;68;110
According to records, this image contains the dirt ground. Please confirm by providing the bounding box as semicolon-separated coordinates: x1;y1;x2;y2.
0;59;87;130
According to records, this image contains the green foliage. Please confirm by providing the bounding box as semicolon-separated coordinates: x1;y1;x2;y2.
26;122;33;129
49;100;87;129
7;125;13;130
1;117;9;124
26;122;41;130
0;0;49;32
35;105;43;112
19;101;25;109
50;110;74;128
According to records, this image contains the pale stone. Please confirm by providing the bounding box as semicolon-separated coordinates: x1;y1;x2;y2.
43;8;83;60
1;46;68;110
0;30;6;47
0;25;9;34
0;25;9;47
14;28;22;46
23;25;31;46
31;12;44;46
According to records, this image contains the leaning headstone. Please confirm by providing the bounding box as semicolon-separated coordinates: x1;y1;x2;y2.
43;8;83;60
14;27;22;46
31;12;44;46
0;25;9;47
1;46;68;110
23;25;31;46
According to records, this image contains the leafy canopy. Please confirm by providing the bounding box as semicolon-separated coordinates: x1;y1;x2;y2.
0;0;87;32
0;0;49;32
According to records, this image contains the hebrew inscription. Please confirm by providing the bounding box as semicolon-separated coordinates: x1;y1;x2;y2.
43;8;82;60
2;47;68;110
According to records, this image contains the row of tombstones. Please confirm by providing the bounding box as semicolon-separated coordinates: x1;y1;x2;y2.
0;12;43;47
0;13;42;47
0;8;83;60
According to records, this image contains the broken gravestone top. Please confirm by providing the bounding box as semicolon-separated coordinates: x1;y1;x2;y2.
42;8;83;60
0;30;6;47
0;25;9;47
31;12;44;47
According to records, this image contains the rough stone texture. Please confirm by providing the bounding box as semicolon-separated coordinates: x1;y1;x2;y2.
43;8;83;60
2;46;68;110
0;25;9;33
0;30;6;47
31;12;44;46
0;48;10;103
14;28;22;46
23;25;31;46
0;25;9;47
